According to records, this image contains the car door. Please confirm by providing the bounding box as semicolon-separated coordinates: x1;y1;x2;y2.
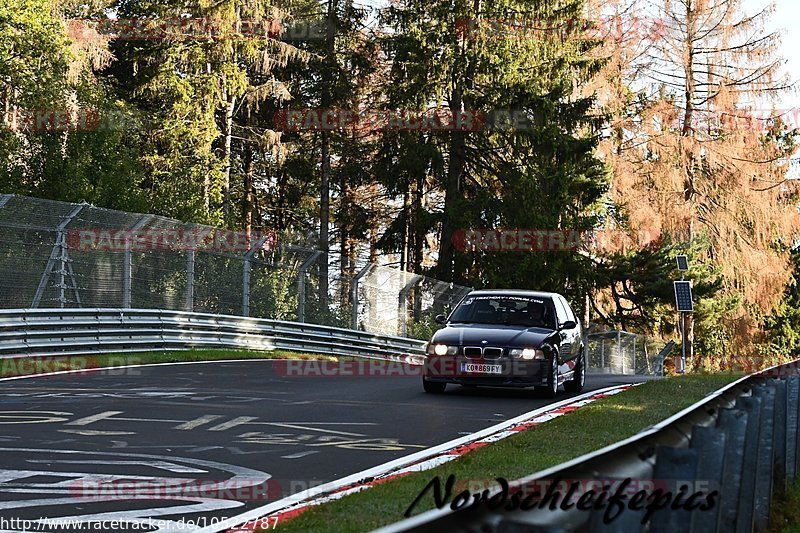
554;296;580;362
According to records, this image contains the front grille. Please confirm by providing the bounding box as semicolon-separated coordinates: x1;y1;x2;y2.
483;347;503;358
464;347;482;357
463;346;504;358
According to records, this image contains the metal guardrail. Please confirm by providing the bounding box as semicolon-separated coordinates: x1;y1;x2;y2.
0;308;426;360
377;359;800;533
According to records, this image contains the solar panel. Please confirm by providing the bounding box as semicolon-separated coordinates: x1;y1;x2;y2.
674;281;694;312
676;255;689;271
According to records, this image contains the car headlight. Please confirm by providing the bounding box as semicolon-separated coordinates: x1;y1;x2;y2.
510;348;545;360
427;343;458;356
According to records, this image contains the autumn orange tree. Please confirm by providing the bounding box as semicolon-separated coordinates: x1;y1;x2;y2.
586;0;799;362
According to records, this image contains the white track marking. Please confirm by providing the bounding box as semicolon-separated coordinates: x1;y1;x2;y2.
65;411;124;426
175;415;225;430
280;451;319;459
207;417;258;432
255;423;366;437
0;447;272;532
58;429;136;436
196;385;634;533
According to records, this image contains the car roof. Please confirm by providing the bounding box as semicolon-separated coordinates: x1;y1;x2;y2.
465;289;561;300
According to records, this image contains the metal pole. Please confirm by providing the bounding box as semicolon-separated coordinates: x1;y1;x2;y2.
241;235;270;317
297;251;322;323
123;250;132;308
601;338;605;368
351;264;373;330
398;274;423;337
123;215;152;309
681;312;687;374
185;250;195;312
242;260;251;317
50;203;87;308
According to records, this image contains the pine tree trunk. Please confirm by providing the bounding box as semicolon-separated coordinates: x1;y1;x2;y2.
320;131;330;311
222;94;236;221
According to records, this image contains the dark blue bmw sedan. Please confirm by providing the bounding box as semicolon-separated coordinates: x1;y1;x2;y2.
422;290;584;397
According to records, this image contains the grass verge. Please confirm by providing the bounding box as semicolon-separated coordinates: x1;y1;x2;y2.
0;349;337;379
267;373;743;532
770;479;800;532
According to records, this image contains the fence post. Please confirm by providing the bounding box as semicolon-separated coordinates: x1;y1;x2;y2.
185;250;195;312
123;215;152;309
297;251;322;323
398;274;422;337
241;235;269;317
351;264;373;330
123;249;132;308
32;201;86;308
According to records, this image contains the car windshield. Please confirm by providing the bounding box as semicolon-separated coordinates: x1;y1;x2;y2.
448;295;557;329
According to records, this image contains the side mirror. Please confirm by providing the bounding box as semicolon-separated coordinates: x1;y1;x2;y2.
559;320;578;330
434;314;447;325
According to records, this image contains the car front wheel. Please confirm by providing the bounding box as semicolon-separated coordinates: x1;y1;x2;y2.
564;350;585;393
423;377;446;394
539;356;559;399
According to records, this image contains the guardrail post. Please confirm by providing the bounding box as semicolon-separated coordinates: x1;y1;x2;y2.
752;385;776;531
185;250;195;312
297;251;322;323
717;408;749;531
650;447;698;533
787;377;800;482
773;381;788;491
735;395;762;533
689;425;726;533
351;264;373;330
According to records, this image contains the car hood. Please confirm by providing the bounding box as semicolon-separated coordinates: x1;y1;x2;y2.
431;323;557;347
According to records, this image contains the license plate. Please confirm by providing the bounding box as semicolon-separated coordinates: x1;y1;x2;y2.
461;363;503;374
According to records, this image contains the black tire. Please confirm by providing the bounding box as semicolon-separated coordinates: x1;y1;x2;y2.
563;350;585;393
423;378;447;394
538;356;559;399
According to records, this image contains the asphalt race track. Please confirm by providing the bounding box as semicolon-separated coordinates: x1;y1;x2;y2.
0;360;649;532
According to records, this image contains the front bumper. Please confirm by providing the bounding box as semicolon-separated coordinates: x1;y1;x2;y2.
423;355;549;388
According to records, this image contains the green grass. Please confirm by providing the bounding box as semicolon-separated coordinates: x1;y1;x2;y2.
268;373;743;532
770;479;800;532
0;348;337;379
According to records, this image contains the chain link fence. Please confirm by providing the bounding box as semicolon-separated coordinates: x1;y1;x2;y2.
584;324;669;375
0;194;471;338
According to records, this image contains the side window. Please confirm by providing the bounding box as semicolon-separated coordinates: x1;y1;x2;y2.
553;297;570;325
561;297;577;323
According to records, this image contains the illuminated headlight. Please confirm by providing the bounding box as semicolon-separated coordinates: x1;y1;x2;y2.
427;344;458;356
510;348;545;360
